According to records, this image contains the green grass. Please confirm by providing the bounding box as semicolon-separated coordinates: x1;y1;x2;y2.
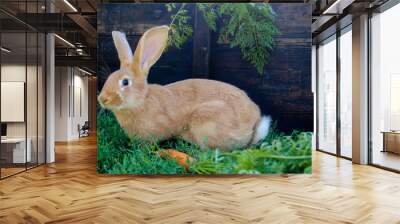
97;109;312;174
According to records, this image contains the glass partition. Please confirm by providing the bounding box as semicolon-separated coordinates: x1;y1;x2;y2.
317;35;337;154
1;30;28;177
339;27;352;158
370;3;400;171
0;1;46;179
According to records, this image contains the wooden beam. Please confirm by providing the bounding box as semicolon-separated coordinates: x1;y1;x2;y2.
192;7;210;78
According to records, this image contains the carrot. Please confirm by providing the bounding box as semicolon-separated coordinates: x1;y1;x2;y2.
158;149;194;170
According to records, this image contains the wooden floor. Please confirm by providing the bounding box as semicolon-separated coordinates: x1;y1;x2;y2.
1;135;400;224
1;167;26;178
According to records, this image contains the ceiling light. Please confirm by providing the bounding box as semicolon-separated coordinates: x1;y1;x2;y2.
54;34;75;48
1;47;11;53
323;0;341;14
78;67;92;76
63;0;78;12
322;0;354;15
76;48;86;56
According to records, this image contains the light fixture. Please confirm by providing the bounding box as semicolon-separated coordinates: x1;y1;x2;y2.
54;34;75;48
78;67;93;76
76;48;86;56
1;47;11;53
63;0;78;12
322;0;354;15
322;0;342;15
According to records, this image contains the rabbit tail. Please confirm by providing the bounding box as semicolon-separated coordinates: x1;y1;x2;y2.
251;116;271;145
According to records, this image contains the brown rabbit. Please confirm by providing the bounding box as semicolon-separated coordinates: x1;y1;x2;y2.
98;25;271;150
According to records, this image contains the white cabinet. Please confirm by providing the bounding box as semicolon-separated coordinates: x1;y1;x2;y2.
1;138;32;163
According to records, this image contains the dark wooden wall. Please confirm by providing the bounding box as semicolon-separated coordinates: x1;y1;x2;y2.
97;4;195;86
97;3;313;133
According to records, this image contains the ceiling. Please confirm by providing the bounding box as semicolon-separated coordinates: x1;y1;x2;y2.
0;0;97;72
0;0;394;73
1;32;46;64
311;0;390;40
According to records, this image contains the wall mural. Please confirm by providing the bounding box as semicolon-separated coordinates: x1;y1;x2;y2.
97;3;312;175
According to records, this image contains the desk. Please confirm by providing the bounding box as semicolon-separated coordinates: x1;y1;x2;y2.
1;138;31;163
382;131;400;154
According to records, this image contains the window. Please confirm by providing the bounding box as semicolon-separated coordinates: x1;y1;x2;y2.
339;27;352;158
370;3;400;171
317;36;337;154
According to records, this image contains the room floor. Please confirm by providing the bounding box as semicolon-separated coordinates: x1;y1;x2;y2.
0;135;400;223
0;167;25;177
0;163;42;178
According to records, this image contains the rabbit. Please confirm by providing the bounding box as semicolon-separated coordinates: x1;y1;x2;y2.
98;25;271;150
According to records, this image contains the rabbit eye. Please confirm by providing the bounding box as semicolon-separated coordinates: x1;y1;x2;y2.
120;78;131;88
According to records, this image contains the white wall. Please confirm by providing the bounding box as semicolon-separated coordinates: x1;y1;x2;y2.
72;73;89;138
55;66;69;141
54;67;89;141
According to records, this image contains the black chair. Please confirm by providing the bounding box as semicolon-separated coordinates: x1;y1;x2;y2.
78;121;90;138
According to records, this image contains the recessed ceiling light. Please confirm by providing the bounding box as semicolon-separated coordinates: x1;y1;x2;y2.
54;34;75;48
322;0;354;15
1;47;11;53
63;0;78;12
78;67;92;76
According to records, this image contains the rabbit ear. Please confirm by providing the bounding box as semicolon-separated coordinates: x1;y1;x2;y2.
112;31;133;69
133;25;169;77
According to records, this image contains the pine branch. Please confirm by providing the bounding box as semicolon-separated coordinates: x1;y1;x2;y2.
166;3;279;76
